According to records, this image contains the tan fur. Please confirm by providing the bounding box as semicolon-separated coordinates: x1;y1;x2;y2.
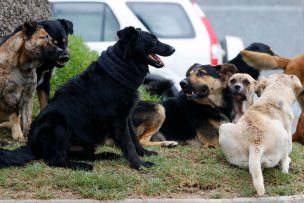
219;74;301;196
229;73;256;122
136;104;178;147
37;89;48;110
0;23;57;140
188;68;226;108
241;50;304;85
241;50;290;71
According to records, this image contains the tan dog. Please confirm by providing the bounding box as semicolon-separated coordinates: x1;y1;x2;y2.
228;73;256;122
0;22;61;140
219;74;302;196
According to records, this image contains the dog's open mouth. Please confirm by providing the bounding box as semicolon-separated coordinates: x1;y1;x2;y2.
55;54;69;68
233;92;247;101
147;54;164;68
183;88;209;98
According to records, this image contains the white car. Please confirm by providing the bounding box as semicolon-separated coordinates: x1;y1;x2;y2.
49;0;244;94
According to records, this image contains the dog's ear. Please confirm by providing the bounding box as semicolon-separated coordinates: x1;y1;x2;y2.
290;75;303;96
117;26;138;41
255;77;268;97
186;63;202;77
215;63;238;81
58;19;74;34
23;22;39;37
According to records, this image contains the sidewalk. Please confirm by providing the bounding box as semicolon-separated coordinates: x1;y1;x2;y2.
1;195;304;203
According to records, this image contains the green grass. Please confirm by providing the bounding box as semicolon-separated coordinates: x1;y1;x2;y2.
0;36;303;199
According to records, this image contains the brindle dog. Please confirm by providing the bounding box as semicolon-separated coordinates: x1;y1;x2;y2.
0;22;62;140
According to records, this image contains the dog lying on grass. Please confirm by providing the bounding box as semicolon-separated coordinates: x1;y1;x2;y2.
133;63;237;147
219;74;302;196
0;27;175;170
0;22;62;140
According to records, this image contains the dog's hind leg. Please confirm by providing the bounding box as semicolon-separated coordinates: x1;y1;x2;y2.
249;146;265;196
128;118;157;156
0;114;24;141
280;155;291;173
139;128;178;147
115;120;155;170
10;113;24;141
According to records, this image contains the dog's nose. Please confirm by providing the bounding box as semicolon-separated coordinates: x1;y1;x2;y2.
234;84;241;90
180;79;188;89
56;48;63;55
169;46;175;54
59;54;70;62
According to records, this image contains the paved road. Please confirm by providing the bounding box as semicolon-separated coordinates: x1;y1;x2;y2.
197;0;304;57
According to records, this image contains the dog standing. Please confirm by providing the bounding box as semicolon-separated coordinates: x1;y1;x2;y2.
228;73;256;122
0;27;175;170
0;22;62;140
0;19;74;110
219;74;302;196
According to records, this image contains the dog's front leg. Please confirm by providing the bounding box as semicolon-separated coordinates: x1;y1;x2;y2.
19;83;36;137
115;120;155;170
127;118;157;156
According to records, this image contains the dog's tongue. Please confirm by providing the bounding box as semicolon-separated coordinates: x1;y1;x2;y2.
149;54;164;65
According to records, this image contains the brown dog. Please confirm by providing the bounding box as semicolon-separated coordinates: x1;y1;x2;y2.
240;50;304;85
228;73;257;122
0;22;61;140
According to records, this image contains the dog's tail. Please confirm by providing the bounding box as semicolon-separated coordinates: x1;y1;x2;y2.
0;146;36;168
143;79;174;98
240;50;290;71
248;146;265;196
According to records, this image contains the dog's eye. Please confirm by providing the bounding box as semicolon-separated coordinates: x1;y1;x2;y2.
230;79;236;84
243;79;250;86
40;35;49;40
53;40;58;44
197;71;205;77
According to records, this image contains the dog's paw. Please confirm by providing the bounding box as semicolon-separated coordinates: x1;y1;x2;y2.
141;161;155;168
131;161;155;170
165;141;179;148
256;186;265;196
11;127;24;141
143;149;158;156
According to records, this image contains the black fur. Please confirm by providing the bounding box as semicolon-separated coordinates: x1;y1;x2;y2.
228;42;276;80
0;27;175;170
0;19;74;109
134;64;236;147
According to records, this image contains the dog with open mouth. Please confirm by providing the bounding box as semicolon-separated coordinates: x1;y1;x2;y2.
133;63;237;147
228;73;257;122
0;19;73;110
0;27;175;171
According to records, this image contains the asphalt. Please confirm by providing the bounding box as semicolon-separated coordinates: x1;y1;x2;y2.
1;196;304;203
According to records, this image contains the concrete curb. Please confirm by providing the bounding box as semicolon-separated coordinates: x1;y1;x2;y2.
1;196;304;203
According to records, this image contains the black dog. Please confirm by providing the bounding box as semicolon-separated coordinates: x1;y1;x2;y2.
134;63;237;147
0;27;175;170
228;42;276;80
0;19;73;110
